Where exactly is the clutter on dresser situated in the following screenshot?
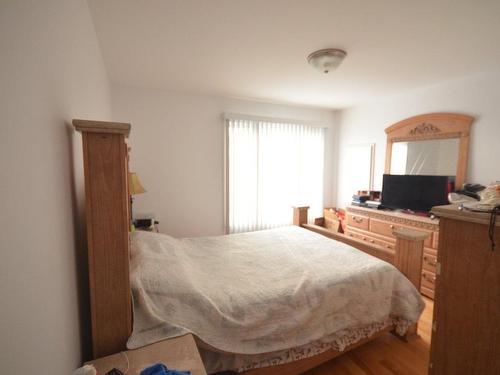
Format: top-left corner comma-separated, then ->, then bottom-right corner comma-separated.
458,183 -> 500,251
449,182 -> 486,203
460,183 -> 500,211
351,190 -> 381,209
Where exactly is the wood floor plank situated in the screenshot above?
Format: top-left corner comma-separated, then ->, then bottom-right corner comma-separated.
303,297 -> 433,375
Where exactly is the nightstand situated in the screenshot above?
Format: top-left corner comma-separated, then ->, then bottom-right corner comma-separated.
86,334 -> 207,375
134,217 -> 159,232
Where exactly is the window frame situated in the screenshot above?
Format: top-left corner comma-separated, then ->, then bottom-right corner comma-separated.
223,113 -> 327,234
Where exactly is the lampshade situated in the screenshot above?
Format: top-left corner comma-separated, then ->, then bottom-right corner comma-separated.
307,48 -> 347,74
129,172 -> 146,195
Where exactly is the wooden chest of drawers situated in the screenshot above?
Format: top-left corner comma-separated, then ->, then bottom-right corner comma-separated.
345,206 -> 440,299
429,204 -> 500,374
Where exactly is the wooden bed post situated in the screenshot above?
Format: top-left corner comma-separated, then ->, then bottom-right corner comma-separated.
392,228 -> 428,290
293,206 -> 309,226
392,228 -> 428,337
73,119 -> 132,359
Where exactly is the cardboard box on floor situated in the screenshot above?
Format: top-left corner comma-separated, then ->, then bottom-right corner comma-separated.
85,334 -> 207,375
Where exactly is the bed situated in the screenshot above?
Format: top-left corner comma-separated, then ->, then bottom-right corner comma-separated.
73,119 -> 428,375
128,226 -> 423,373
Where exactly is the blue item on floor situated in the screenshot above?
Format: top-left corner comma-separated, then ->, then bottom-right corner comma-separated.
140,363 -> 191,375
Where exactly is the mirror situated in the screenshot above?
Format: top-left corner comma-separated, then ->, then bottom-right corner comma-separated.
384,113 -> 474,188
390,138 -> 460,176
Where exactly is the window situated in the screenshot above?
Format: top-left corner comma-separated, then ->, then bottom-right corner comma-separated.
225,116 -> 325,233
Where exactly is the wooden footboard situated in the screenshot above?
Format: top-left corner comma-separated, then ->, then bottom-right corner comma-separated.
303,223 -> 395,264
293,206 -> 428,292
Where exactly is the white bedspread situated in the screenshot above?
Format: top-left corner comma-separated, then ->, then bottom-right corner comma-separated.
127,226 -> 424,356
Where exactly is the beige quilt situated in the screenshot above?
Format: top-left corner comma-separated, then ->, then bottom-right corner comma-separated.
127,226 -> 424,362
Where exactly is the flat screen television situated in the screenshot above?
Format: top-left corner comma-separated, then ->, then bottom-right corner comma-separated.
381,174 -> 451,213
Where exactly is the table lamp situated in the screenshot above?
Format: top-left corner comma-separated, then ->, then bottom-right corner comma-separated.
128,172 -> 146,229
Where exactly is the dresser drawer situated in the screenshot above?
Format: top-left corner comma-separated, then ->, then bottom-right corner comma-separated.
424,247 -> 437,257
345,228 -> 365,242
421,270 -> 436,290
346,213 -> 369,231
345,227 -> 395,252
421,285 -> 435,299
374,237 -> 395,252
370,218 -> 433,247
422,252 -> 437,273
369,218 -> 394,237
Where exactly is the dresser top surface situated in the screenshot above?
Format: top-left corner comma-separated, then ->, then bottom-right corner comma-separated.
346,205 -> 439,226
432,204 -> 500,227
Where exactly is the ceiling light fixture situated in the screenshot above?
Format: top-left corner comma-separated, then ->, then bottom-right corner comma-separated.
307,48 -> 347,74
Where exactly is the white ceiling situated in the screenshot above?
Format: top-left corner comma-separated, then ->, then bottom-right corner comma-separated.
88,0 -> 500,109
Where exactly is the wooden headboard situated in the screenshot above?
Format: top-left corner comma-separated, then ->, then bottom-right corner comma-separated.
73,119 -> 133,358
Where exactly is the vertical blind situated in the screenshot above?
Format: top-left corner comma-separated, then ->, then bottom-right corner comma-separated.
227,118 -> 325,233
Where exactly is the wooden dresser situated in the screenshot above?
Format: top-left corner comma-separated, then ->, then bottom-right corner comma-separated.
429,205 -> 500,374
345,205 -> 439,299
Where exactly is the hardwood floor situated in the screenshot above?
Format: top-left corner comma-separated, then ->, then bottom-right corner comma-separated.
303,297 -> 433,375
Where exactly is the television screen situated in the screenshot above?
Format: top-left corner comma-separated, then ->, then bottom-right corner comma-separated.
381,174 -> 450,212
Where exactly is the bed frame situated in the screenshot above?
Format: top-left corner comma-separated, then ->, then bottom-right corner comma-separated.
74,120 -> 428,374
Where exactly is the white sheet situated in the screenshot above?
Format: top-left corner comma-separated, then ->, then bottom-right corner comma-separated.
127,226 -> 424,358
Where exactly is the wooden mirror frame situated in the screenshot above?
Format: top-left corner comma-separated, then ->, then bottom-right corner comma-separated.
384,113 -> 474,188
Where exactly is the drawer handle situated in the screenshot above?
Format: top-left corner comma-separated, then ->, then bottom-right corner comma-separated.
352,216 -> 364,224
423,273 -> 436,283
370,239 -> 375,243
423,256 -> 437,266
362,237 -> 367,240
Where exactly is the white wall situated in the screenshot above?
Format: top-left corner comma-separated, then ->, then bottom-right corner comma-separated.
0,1 -> 111,373
336,71 -> 500,208
112,85 -> 338,237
